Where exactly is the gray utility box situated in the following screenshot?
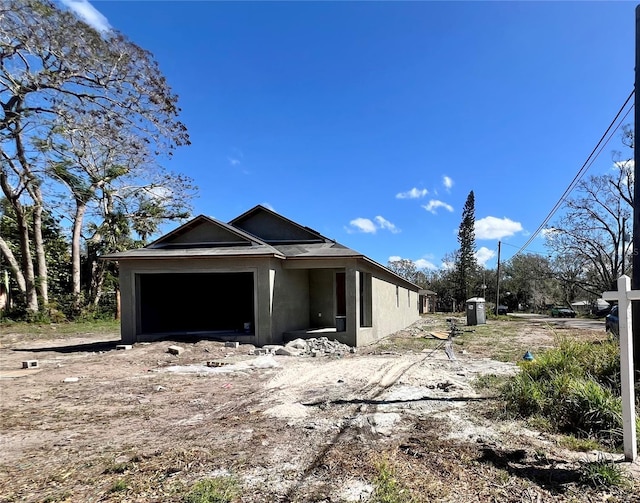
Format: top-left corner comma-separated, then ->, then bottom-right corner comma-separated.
466,297 -> 486,326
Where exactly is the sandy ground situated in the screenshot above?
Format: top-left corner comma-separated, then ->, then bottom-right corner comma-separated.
1,316 -> 638,502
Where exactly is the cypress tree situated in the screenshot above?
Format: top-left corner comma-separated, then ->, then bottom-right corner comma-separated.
456,191 -> 477,307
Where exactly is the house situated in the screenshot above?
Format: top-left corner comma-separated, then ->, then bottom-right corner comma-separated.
418,289 -> 437,314
570,300 -> 591,314
102,205 -> 421,347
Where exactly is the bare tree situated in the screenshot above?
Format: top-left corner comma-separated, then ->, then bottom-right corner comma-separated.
501,253 -> 555,312
546,164 -> 632,298
42,115 -> 195,307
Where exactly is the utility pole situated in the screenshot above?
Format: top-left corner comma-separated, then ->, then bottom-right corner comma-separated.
495,241 -> 501,314
633,4 -> 640,379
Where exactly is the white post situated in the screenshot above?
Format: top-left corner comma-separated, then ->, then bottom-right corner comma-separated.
603,275 -> 637,461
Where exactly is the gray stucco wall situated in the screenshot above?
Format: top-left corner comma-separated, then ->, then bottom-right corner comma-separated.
116,256 -> 419,348
270,266 -> 310,342
355,272 -> 420,346
308,269 -> 336,328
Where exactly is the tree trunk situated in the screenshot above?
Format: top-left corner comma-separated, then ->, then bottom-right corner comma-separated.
1,115 -> 38,313
71,202 -> 87,305
15,203 -> 38,312
89,256 -> 105,307
31,186 -> 48,306
115,287 -> 121,320
0,236 -> 27,294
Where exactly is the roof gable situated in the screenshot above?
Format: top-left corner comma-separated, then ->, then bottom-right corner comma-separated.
230,205 -> 326,243
148,215 -> 261,249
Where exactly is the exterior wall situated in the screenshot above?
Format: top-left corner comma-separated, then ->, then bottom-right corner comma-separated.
356,271 -> 420,346
270,266 -> 310,342
308,269 -> 336,328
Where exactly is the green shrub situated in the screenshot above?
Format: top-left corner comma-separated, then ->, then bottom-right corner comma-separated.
501,338 -> 629,448
563,379 -> 623,446
502,372 -> 548,417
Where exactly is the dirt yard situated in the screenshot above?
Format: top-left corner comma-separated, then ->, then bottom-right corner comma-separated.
1,315 -> 638,502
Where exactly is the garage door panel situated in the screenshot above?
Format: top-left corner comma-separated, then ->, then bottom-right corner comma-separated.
139,273 -> 254,334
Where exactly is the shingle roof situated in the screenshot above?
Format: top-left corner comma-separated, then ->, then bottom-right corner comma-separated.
100,206 -> 419,290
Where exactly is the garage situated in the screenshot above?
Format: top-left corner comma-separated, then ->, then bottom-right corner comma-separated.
137,272 -> 255,335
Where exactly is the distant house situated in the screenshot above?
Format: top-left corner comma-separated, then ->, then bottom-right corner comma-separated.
418,289 -> 437,314
102,205 -> 420,347
570,300 -> 591,314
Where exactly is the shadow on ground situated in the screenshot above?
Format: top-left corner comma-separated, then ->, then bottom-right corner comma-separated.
13,340 -> 120,354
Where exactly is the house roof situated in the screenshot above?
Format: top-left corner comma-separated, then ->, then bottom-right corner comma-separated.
101,205 -> 419,290
230,205 -> 327,244
101,214 -> 285,260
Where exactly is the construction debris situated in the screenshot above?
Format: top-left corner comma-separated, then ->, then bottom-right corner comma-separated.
167,345 -> 185,356
253,337 -> 353,357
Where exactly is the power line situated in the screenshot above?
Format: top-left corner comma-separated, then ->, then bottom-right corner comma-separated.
512,89 -> 635,258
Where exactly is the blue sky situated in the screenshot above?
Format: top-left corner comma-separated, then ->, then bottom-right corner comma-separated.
60,0 -> 636,270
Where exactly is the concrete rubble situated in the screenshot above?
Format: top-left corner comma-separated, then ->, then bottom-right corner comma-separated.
253,337 -> 355,357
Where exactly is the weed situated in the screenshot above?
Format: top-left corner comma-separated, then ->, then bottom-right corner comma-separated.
109,479 -> 128,493
371,460 -> 415,503
103,461 -> 134,474
501,337 -> 631,448
473,374 -> 507,394
560,435 -> 602,452
183,476 -> 239,503
579,455 -> 630,489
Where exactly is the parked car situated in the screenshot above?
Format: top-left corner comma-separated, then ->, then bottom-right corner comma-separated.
605,305 -> 619,337
592,303 -> 612,317
550,306 -> 576,318
495,305 -> 508,315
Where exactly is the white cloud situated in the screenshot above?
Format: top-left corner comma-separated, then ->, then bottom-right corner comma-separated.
475,246 -> 495,266
396,187 -> 428,199
348,218 -> 377,234
348,215 -> 399,234
422,200 -> 454,214
441,260 -> 455,271
475,216 -> 523,240
388,255 -> 437,270
146,186 -> 172,200
374,216 -> 400,233
227,148 -> 245,168
60,0 -> 111,32
442,176 -> 453,190
614,159 -> 633,170
415,258 -> 437,270
260,202 -> 275,211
